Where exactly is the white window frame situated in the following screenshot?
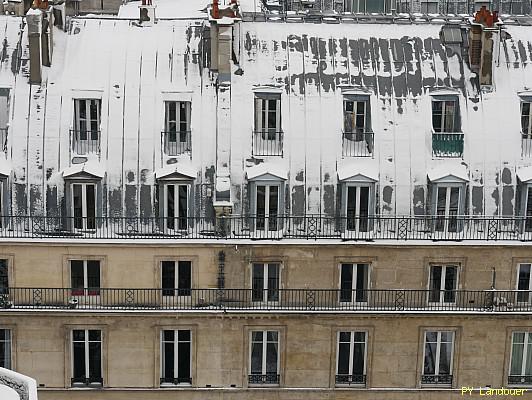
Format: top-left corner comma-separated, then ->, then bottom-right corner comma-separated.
254,183 -> 281,232
344,183 -> 373,232
249,330 -> 280,385
428,265 -> 458,304
433,184 -> 463,233
71,182 -> 97,231
163,183 -> 190,232
516,264 -> 532,304
343,99 -> 368,134
523,101 -> 532,137
164,101 -> 191,155
254,95 -> 281,136
161,260 -> 192,298
335,331 -> 367,386
251,263 -> 281,303
432,99 -> 458,133
160,329 -> 192,386
70,260 -> 101,298
73,99 -> 101,154
338,263 -> 370,304
422,331 -> 455,385
0,328 -> 11,369
509,331 -> 532,385
71,329 -> 103,387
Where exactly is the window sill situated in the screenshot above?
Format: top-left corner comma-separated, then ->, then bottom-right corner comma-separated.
247,384 -> 280,388
334,384 -> 367,389
160,383 -> 192,388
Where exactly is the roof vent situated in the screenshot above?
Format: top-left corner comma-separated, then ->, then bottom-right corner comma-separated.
139,0 -> 156,26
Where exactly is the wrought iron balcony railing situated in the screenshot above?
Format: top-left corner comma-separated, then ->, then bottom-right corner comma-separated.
252,130 -> 283,156
421,374 -> 453,385
335,374 -> 366,385
248,374 -> 280,384
432,132 -> 464,158
71,129 -> 101,155
508,375 -> 532,385
342,132 -> 374,157
160,377 -> 192,385
163,130 -> 191,156
71,376 -> 103,387
3,214 -> 532,241
0,289 -> 530,312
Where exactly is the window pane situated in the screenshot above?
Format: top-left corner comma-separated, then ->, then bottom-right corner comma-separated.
355,101 -> 365,132
252,331 -> 263,342
429,266 -> 442,302
444,266 -> 457,303
355,264 -> 368,302
71,260 -> 84,289
86,185 -> 96,220
178,185 -> 188,220
337,342 -> 350,374
163,330 -> 174,342
163,342 -> 174,379
432,101 -> 443,132
352,341 -> 365,375
511,342 -> 524,375
340,264 -> 353,302
87,261 -> 100,290
73,341 -> 86,380
438,342 -> 452,374
443,101 -> 456,132
518,264 -> 531,291
178,261 -> 191,296
73,330 -> 85,341
177,341 -> 191,381
88,341 -> 102,381
162,261 -> 176,296
423,342 -> 437,374
250,340 -> 263,374
178,330 -> 190,342
267,264 -> 279,302
339,332 -> 351,342
0,260 -> 8,290
73,184 -> 83,221
265,341 -> 278,374
0,329 -> 10,369
252,264 -> 264,302
267,331 -> 278,342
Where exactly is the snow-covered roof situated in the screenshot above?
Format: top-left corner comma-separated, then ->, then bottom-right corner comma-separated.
427,163 -> 469,182
337,159 -> 378,182
62,161 -> 106,179
118,0 -> 208,19
246,163 -> 288,180
0,158 -> 11,177
155,163 -> 197,180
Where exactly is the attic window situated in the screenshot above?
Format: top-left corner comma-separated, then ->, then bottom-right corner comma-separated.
441,25 -> 463,45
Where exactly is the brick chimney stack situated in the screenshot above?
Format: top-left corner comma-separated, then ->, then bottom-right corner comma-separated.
469,6 -> 500,87
139,0 -> 156,26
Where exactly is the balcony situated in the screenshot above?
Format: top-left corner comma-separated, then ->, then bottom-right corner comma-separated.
342,132 -> 374,157
248,374 -> 280,385
432,132 -> 464,158
421,374 -> 452,385
0,288 -> 530,313
252,130 -> 283,156
163,130 -> 191,156
508,375 -> 532,385
4,214 -> 532,241
335,374 -> 366,385
71,129 -> 101,155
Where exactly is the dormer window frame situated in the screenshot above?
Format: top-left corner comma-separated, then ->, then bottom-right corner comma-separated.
431,95 -> 461,134
156,171 -> 195,233
72,97 -> 102,156
520,98 -> 532,137
163,100 -> 192,156
253,91 -> 283,157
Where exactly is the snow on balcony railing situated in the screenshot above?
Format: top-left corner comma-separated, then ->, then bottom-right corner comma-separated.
432,132 -> 464,158
0,288 -> 530,312
252,130 -> 283,156
342,132 -> 374,157
163,130 -> 192,156
1,215 -> 532,241
71,129 -> 101,155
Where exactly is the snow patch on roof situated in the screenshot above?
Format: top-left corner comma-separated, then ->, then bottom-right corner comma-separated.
63,161 -> 106,179
0,158 -> 11,177
337,159 -> 378,182
246,162 -> 288,180
517,165 -> 532,182
427,162 -> 469,182
155,162 -> 197,179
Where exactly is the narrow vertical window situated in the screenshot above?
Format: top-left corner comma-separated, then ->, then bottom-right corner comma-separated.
509,332 -> 532,385
71,183 -> 96,230
432,98 -> 463,157
251,263 -> 280,302
342,97 -> 372,157
161,330 -> 192,385
346,185 -> 371,232
164,101 -> 191,155
161,261 -> 192,297
522,102 -> 532,136
249,330 -> 280,385
429,265 -> 457,303
432,100 -> 457,133
70,260 -> 100,296
517,264 -> 532,303
336,331 -> 367,385
253,94 -> 282,156
0,259 -> 8,295
339,263 -> 369,303
71,329 -> 102,386
0,89 -> 9,153
255,184 -> 279,232
73,99 -> 101,154
163,184 -> 188,231
523,186 -> 532,232
422,331 -> 454,385
0,329 -> 11,369
434,186 -> 461,232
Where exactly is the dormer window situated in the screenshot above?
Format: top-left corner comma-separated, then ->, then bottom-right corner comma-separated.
431,96 -> 463,158
253,93 -> 282,156
343,95 -> 373,157
0,88 -> 10,153
521,101 -> 531,135
73,99 -> 101,155
164,101 -> 191,156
